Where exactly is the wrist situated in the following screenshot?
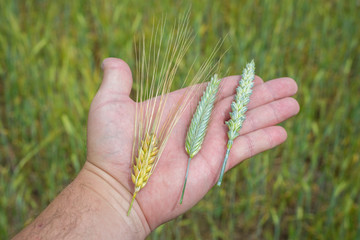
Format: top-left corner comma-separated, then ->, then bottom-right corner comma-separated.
14,161 -> 151,239
80,161 -> 151,239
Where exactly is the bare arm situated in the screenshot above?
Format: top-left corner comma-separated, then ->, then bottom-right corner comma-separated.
14,164 -> 150,239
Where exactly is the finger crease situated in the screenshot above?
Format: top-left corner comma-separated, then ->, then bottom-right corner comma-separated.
263,128 -> 274,148
244,134 -> 255,158
270,102 -> 281,123
264,83 -> 276,102
245,113 -> 256,133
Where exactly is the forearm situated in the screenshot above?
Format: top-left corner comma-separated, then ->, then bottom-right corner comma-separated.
13,162 -> 150,240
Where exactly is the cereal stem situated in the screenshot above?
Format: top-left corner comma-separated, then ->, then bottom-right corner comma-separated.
127,192 -> 137,216
180,157 -> 192,204
217,141 -> 232,186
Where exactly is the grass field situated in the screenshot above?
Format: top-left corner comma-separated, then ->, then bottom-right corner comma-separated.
1,0 -> 359,239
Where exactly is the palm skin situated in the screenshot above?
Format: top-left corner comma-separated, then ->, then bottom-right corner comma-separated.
86,57 -> 299,231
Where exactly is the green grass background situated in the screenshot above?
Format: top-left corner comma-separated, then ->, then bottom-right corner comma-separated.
1,0 -> 359,239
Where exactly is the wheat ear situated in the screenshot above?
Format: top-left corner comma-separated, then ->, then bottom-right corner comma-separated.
181,74 -> 221,204
217,60 -> 255,186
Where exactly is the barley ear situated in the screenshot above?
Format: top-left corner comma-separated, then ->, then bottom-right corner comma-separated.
181,74 -> 221,204
217,60 -> 255,186
128,133 -> 159,215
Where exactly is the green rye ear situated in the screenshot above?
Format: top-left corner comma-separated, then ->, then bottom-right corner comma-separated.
181,74 -> 221,204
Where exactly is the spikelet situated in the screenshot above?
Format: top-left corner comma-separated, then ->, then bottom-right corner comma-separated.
180,74 -> 221,204
217,60 -> 255,186
127,12 -> 222,215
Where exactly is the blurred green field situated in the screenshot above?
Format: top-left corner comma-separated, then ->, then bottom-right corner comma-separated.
1,0 -> 359,239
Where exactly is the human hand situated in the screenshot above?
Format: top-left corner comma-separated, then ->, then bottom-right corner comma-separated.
84,57 -> 299,234
14,57 -> 299,240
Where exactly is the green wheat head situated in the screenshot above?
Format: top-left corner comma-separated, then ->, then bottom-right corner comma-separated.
226,60 -> 255,141
217,60 -> 255,186
181,74 -> 221,204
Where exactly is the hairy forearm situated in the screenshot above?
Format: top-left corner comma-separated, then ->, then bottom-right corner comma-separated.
13,163 -> 150,240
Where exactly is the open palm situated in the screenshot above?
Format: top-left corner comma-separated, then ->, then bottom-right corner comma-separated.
85,58 -> 299,230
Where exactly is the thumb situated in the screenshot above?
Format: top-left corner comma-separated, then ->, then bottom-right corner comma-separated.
100,58 -> 133,96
